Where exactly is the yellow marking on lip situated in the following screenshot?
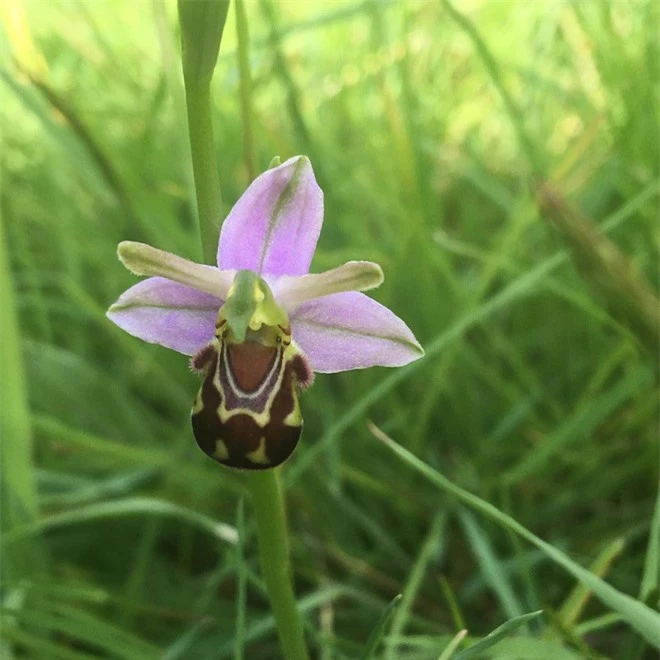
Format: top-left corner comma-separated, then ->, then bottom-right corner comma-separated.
245,437 -> 270,465
284,373 -> 302,426
213,439 -> 229,460
283,409 -> 301,427
192,392 -> 204,414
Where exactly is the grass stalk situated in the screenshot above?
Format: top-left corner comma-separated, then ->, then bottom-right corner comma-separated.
0,213 -> 46,582
235,0 -> 257,181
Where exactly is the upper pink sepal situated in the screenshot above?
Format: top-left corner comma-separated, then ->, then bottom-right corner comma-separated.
217,156 -> 323,276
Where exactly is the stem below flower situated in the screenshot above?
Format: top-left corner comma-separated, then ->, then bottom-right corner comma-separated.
247,469 -> 309,660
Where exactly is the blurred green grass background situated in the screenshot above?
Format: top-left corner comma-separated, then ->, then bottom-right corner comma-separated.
1,0 -> 659,658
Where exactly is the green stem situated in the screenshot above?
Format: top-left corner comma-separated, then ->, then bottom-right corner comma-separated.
235,2 -> 308,654
248,469 -> 309,660
183,80 -> 223,264
235,0 -> 257,181
179,5 -> 309,657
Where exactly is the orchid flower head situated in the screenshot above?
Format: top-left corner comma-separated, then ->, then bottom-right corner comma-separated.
107,156 -> 423,469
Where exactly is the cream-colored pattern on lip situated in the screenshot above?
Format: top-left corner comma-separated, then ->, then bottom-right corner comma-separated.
213,439 -> 230,460
192,391 -> 204,414
245,437 -> 270,465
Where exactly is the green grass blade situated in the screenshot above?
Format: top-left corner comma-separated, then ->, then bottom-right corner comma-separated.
641,486 -> 660,600
0,209 -> 46,584
375,429 -> 660,648
557,537 -> 625,630
480,636 -> 582,660
437,629 -> 468,660
214,585 -> 349,657
439,575 -> 467,632
1,603 -> 160,659
359,593 -> 403,660
386,514 -> 446,659
458,509 -> 525,621
234,498 -> 248,660
0,622 -> 97,660
504,366 -> 651,485
1,497 -> 237,547
453,611 -> 544,660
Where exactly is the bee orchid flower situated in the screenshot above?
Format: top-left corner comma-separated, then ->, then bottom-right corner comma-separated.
107,156 -> 423,469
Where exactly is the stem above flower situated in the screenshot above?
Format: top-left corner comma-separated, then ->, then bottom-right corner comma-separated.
178,0 -> 229,264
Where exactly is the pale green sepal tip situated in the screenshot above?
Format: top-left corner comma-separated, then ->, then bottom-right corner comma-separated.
268,156 -> 282,169
219,270 -> 289,343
